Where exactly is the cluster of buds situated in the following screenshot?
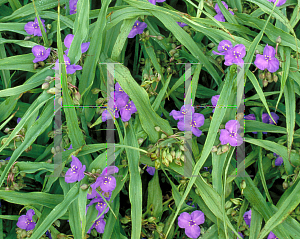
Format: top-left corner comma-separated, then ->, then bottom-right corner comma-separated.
258,71 -> 278,87
141,72 -> 162,96
2,128 -> 31,152
16,228 -> 34,239
281,167 -> 299,190
2,160 -> 26,191
211,144 -> 229,155
290,206 -> 300,222
139,30 -> 164,42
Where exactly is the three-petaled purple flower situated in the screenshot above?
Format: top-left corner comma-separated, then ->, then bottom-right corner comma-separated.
24,17 -> 46,37
262,112 -> 279,134
214,1 -> 234,22
177,22 -> 188,27
254,45 -> 280,73
5,157 -> 11,161
64,34 -> 90,55
212,40 -> 232,56
244,114 -> 257,134
224,44 -> 246,67
237,232 -> 244,239
87,197 -> 109,217
16,209 -> 36,231
170,105 -> 205,137
178,210 -> 205,238
243,209 -> 251,227
45,230 -> 52,239
69,0 -> 78,15
267,231 -> 278,239
146,166 -> 155,176
273,153 -> 283,166
128,20 -> 147,38
267,0 -> 286,7
219,120 -> 243,146
65,155 -> 86,183
87,216 -> 106,234
52,55 -> 82,74
211,95 -> 220,113
32,45 -> 51,63
148,0 -> 166,4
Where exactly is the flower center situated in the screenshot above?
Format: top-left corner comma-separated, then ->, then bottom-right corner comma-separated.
26,218 -> 33,225
264,55 -> 271,61
190,120 -> 197,128
229,132 -> 236,137
188,220 -> 196,227
103,176 -> 111,185
233,51 -> 241,58
71,165 -> 78,173
222,44 -> 229,51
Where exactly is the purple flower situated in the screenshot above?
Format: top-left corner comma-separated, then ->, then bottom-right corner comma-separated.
170,104 -> 195,121
69,0 -> 78,14
64,144 -> 73,151
262,112 -> 279,134
273,153 -> 283,166
16,209 -> 36,231
178,210 -> 205,239
244,114 -> 257,134
254,45 -> 280,73
128,20 -> 147,38
177,22 -> 188,27
32,45 -> 51,63
65,155 -> 86,183
17,118 -> 22,124
177,112 -> 205,137
146,166 -> 155,176
87,217 -> 106,234
212,40 -> 233,56
102,94 -> 120,122
119,101 -> 137,122
63,34 -> 90,55
24,17 -> 46,37
267,231 -> 278,239
87,197 -> 109,217
52,55 -> 82,74
114,82 -> 129,99
211,95 -> 220,113
45,230 -> 52,239
224,44 -> 246,68
267,0 -> 286,7
187,201 -> 196,208
5,157 -> 11,161
214,1 -> 234,22
237,232 -> 244,239
148,0 -> 166,4
219,120 -> 243,147
243,209 -> 251,227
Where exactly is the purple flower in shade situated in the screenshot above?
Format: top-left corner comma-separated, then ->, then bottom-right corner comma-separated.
148,0 -> 166,4
69,0 -> 78,15
87,197 -> 109,217
187,201 -> 196,208
16,209 -> 36,231
224,44 -> 246,68
102,95 -> 120,122
24,17 -> 46,37
32,45 -> 51,63
267,0 -> 286,7
52,55 -> 82,74
212,40 -> 233,56
177,112 -> 205,137
273,153 -> 283,166
146,166 -> 155,176
211,95 -> 220,113
5,157 -> 11,161
170,104 -> 195,121
65,155 -> 86,183
244,114 -> 257,134
262,112 -> 279,134
177,22 -> 188,27
243,209 -> 251,227
178,210 -> 205,239
114,82 -> 129,99
254,45 -> 280,73
87,216 -> 106,234
45,230 -> 52,239
63,34 -> 90,55
267,231 -> 279,239
237,232 -> 244,239
17,118 -> 22,124
214,1 -> 234,22
128,20 -> 147,38
119,101 -> 137,122
219,120 -> 243,147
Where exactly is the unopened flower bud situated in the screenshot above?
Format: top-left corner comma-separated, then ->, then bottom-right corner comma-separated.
163,158 -> 169,167
34,63 -> 39,69
211,146 -> 218,152
170,150 -> 176,159
169,49 -> 177,56
179,145 -> 186,152
45,76 -> 52,82
166,153 -> 173,163
207,42 -> 215,48
255,49 -> 260,55
167,67 -> 172,73
162,149 -> 167,160
21,229 -> 27,237
258,73 -> 265,79
54,219 -> 60,227
276,36 -> 281,44
174,159 -> 182,166
157,35 -> 164,40
120,217 -> 130,224
180,154 -> 185,162
24,36 -> 32,41
240,180 -> 246,191
57,233 -> 67,239
42,82 -> 50,90
4,128 -> 10,133
51,147 -> 56,155
175,150 -> 182,160
283,181 -> 288,189
155,126 -> 161,132
91,88 -> 101,94
47,87 -> 60,94
273,74 -> 278,83
80,184 -> 89,190
161,133 -> 167,139
222,145 -> 229,153
262,79 -> 268,87
38,61 -> 45,67
174,53 -> 180,58
74,91 -> 81,101
25,145 -> 32,152
217,146 -> 222,155
155,159 -> 161,169
225,201 -> 232,209
266,72 -> 272,81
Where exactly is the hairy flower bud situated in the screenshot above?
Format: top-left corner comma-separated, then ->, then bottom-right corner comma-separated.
157,35 -> 164,40
42,82 -> 50,90
162,158 -> 169,167
255,49 -> 260,55
155,159 -> 161,169
162,149 -> 167,160
169,49 -> 177,56
170,150 -> 176,159
175,150 -> 182,160
266,72 -> 272,81
222,145 -> 229,153
80,184 -> 89,190
91,88 -> 101,94
47,87 -> 60,94
283,181 -> 288,189
4,128 -> 10,134
74,91 -> 81,101
225,200 -> 232,209
262,79 -> 268,87
180,154 -> 185,162
24,36 -> 32,41
155,126 -> 161,132
211,146 -> 218,153
217,146 -> 222,155
273,74 -> 278,83
207,42 -> 215,48
166,153 -> 173,163
258,73 -> 265,80
276,36 -> 281,44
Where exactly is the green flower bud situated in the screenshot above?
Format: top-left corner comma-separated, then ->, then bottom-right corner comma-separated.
161,133 -> 167,139
34,63 -> 39,69
12,166 -> 19,174
155,126 -> 161,132
217,146 -> 222,155
80,184 -> 89,190
47,87 -> 60,95
240,180 -> 246,190
54,219 -> 61,227
1,137 -> 8,145
225,201 -> 232,209
156,148 -> 160,157
258,73 -> 265,79
171,43 -> 176,49
255,50 -> 260,55
166,153 -> 173,163
74,91 -> 81,101
42,82 -> 50,90
174,53 -> 180,58
276,36 -> 281,44
167,67 -> 172,73
207,42 -> 215,48
157,35 -> 164,40
13,183 -> 20,191
222,144 -> 229,153
266,72 -> 272,81
179,145 -> 186,152
273,74 -> 278,83
24,36 -> 32,41
283,181 -> 288,189
155,159 -> 161,169
163,158 -> 169,167
51,147 -> 56,155
180,154 -> 185,162
21,229 -> 27,238
157,222 -> 164,233
201,172 -> 210,177
262,79 -> 268,87
230,198 -> 242,205
148,217 -> 156,223
170,150 -> 176,159
169,49 -> 177,56
175,150 -> 182,160
38,61 -> 45,67
162,149 -> 167,160
120,217 -> 130,224
174,159 -> 182,166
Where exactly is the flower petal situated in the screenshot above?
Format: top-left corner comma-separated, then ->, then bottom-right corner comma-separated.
191,210 -> 205,225
219,129 -> 230,145
64,34 -> 74,48
267,58 -> 280,73
254,54 -> 268,71
178,212 -> 191,228
185,225 -> 201,239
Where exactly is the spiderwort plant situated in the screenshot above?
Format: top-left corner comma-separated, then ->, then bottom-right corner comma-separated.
16,209 -> 36,231
244,114 -> 257,134
63,34 -> 90,55
219,120 -> 243,147
24,17 -> 46,37
87,216 -> 106,234
273,153 -> 284,166
64,155 -> 86,183
212,40 -> 233,55
69,0 -> 78,14
148,0 -> 166,4
177,210 -> 205,238
254,45 -> 280,73
262,112 -> 279,134
224,44 -> 246,67
211,95 -> 220,113
177,22 -> 188,27
243,209 -> 251,227
267,0 -> 286,7
214,1 -> 234,22
52,55 -> 82,74
268,231 -> 279,239
128,20 -> 147,38
32,45 -> 51,63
